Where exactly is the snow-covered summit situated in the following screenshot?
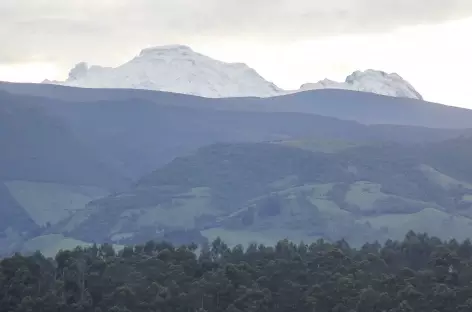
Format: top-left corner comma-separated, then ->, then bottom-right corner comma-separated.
46,45 -> 422,100
48,45 -> 281,98
297,70 -> 423,100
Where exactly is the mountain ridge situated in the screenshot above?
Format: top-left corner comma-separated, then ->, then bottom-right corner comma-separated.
1,82 -> 471,130
297,69 -> 423,100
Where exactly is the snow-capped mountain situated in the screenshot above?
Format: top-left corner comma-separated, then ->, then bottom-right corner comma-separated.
296,70 -> 423,100
45,45 -> 422,100
45,45 -> 282,98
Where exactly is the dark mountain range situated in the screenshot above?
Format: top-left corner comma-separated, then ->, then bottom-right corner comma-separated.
1,81 -> 472,129
1,87 -> 471,180
0,92 -> 125,187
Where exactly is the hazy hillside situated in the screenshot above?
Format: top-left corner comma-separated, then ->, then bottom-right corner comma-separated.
2,89 -> 472,179
0,92 -> 125,187
0,183 -> 36,234
0,93 -> 127,252
52,137 -> 472,248
2,82 -> 472,129
3,84 -> 472,254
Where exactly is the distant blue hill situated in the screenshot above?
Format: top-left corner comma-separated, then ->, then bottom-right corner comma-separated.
1,81 -> 471,129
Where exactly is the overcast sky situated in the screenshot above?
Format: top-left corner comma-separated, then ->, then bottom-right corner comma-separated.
1,0 -> 472,107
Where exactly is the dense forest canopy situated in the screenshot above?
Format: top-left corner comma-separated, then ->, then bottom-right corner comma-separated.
2,232 -> 472,312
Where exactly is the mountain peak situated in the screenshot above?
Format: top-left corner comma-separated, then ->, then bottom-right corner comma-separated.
345,69 -> 423,100
299,69 -> 422,100
46,45 -> 422,100
47,44 -> 281,98
138,45 -> 194,57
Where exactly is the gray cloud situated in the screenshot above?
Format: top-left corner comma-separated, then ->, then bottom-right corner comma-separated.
1,0 -> 472,64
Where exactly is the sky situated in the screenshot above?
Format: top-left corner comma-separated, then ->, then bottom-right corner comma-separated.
1,0 -> 472,108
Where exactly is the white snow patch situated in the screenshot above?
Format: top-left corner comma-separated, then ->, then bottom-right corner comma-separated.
294,69 -> 422,100
45,45 -> 422,100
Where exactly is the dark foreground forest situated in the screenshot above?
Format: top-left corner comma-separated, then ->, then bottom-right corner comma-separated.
2,232 -> 472,312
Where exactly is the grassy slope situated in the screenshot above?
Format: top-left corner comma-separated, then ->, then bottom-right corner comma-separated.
5,181 -> 108,226
19,234 -> 125,258
0,182 -> 37,233
59,137 -> 472,247
277,138 -> 365,153
21,234 -> 91,258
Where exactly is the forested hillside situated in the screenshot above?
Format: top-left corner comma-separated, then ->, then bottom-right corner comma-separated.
1,233 -> 472,312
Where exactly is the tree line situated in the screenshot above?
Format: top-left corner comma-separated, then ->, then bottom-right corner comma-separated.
2,231 -> 472,312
